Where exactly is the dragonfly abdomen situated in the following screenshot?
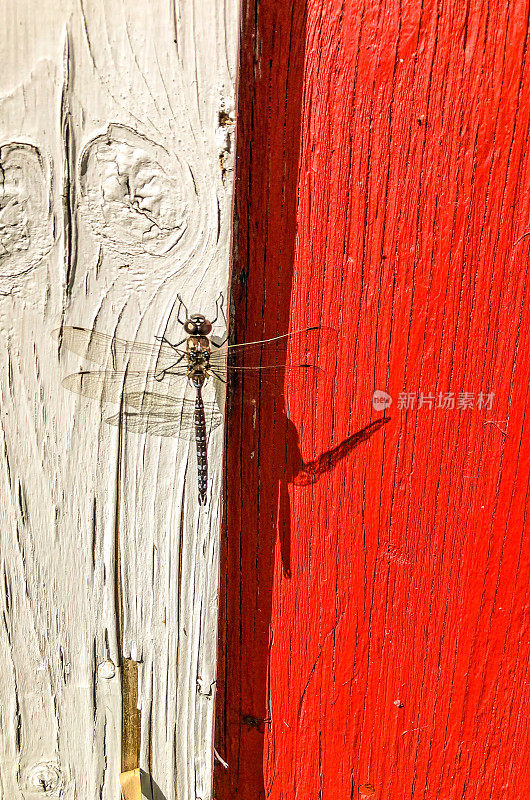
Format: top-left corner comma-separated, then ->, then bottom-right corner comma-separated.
194,387 -> 208,505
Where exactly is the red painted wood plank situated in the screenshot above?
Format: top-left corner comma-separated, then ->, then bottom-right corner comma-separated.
216,0 -> 530,798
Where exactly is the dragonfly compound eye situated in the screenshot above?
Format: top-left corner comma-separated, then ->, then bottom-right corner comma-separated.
184,320 -> 199,335
197,320 -> 212,335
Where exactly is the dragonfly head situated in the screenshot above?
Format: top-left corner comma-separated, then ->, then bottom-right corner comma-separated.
184,314 -> 212,336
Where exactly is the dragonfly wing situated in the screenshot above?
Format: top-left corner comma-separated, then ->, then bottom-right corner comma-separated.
105,412 -> 186,437
105,396 -> 223,439
62,369 -> 189,403
207,351 -> 321,386
53,326 -> 185,372
208,326 -> 333,371
121,391 -> 190,411
206,327 -> 335,400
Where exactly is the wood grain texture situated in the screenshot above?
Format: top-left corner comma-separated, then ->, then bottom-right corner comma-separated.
0,2 -> 239,799
216,0 -> 530,798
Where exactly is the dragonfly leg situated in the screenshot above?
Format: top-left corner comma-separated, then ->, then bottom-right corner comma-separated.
176,294 -> 189,324
154,351 -> 188,380
210,369 -> 227,384
155,335 -> 187,349
170,352 -> 187,366
210,292 -> 227,326
211,334 -> 229,348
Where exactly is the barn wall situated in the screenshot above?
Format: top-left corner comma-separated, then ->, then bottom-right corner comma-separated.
216,0 -> 530,797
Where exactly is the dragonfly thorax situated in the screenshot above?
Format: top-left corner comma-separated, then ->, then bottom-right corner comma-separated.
187,334 -> 211,353
185,335 -> 211,388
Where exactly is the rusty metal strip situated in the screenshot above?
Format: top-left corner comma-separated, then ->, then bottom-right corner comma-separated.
121,658 -> 140,773
119,767 -> 142,800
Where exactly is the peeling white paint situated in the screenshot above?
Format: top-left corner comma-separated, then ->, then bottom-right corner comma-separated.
0,1 -> 239,798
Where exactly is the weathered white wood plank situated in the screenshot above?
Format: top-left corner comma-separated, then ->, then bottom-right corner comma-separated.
0,2 -> 239,798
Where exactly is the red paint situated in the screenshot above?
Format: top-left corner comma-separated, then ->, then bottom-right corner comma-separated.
216,0 -> 530,798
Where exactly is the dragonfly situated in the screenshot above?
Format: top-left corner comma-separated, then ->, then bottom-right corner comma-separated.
54,294 -> 321,507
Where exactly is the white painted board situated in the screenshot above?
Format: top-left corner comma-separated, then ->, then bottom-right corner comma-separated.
0,1 -> 239,798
